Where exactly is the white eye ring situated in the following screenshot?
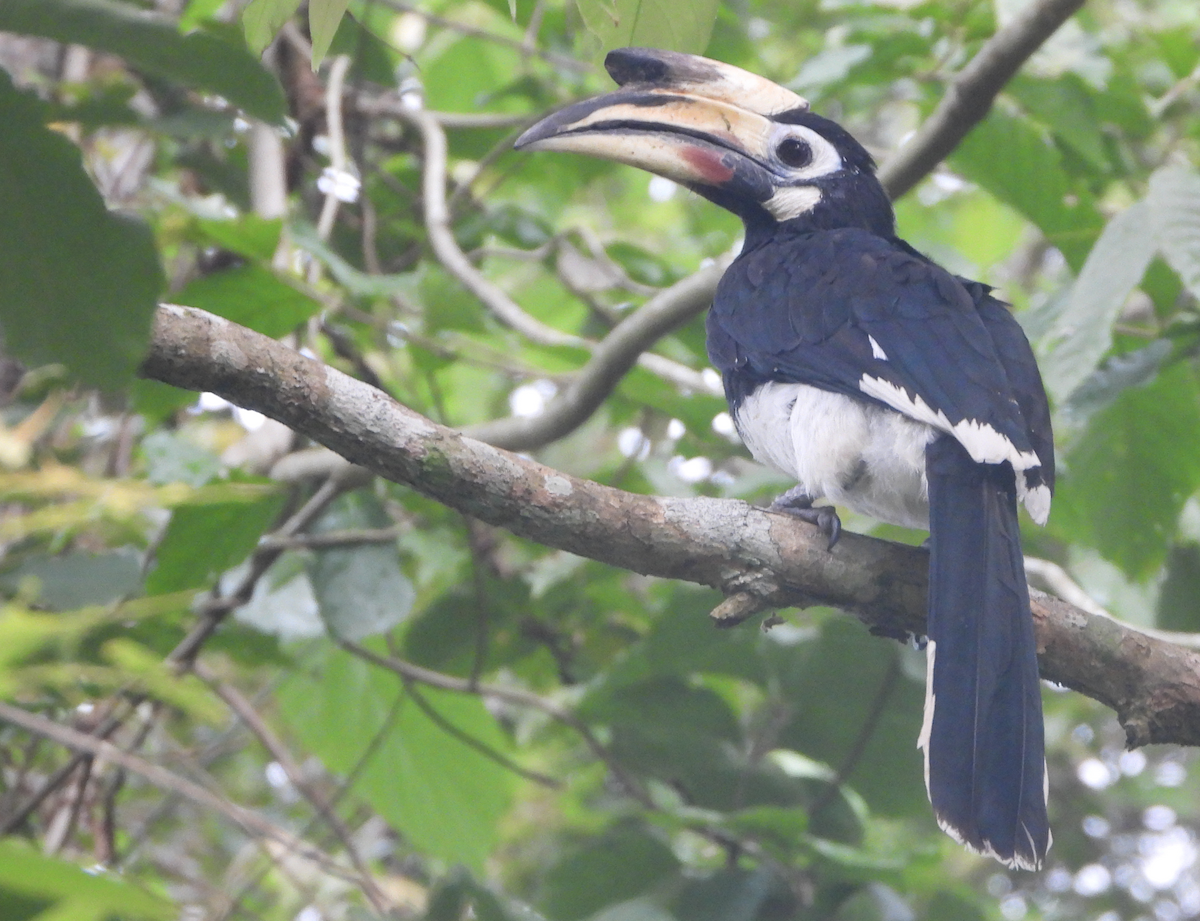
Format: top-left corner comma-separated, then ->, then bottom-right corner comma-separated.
770,125 -> 842,179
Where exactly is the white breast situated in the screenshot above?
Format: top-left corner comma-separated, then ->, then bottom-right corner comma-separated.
735,382 -> 936,530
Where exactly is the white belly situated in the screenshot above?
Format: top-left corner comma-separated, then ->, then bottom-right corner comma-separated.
735,382 -> 935,530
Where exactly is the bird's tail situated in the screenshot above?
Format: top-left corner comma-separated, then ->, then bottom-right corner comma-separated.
919,436 -> 1050,869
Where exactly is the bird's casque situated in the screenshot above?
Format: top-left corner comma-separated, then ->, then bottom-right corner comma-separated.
517,47 -> 1054,870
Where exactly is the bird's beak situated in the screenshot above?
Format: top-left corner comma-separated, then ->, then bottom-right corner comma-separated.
515,48 -> 808,197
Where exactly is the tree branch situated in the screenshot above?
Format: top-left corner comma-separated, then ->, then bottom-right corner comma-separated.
142,305 -> 1200,750
877,0 -> 1087,199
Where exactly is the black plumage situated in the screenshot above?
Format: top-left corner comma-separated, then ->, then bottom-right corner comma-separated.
516,47 -> 1055,869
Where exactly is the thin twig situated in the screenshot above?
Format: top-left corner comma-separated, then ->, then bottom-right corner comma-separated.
168,471 -> 362,667
400,679 -> 562,789
260,526 -> 402,551
311,55 -> 355,284
465,259 -> 727,450
338,639 -> 653,806
808,655 -> 901,818
361,95 -> 721,397
196,664 -> 394,915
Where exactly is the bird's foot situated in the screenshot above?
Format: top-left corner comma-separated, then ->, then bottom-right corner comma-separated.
769,487 -> 842,550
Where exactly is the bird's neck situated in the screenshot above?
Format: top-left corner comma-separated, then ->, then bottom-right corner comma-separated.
741,174 -> 895,249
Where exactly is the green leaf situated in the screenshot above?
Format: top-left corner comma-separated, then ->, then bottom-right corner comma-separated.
1008,74 -> 1112,174
589,900 -> 677,921
309,493 -> 414,641
774,618 -> 926,818
574,0 -> 719,55
180,0 -> 227,31
0,840 -> 170,921
2,551 -> 143,611
278,643 -> 514,870
146,481 -> 283,594
0,72 -> 163,390
949,108 -> 1103,271
242,0 -> 302,54
671,867 -> 792,921
1040,199 -> 1158,403
1148,165 -> 1200,300
1053,363 -> 1200,578
1057,340 -> 1172,432
309,0 -> 352,68
0,0 -> 285,123
172,265 -> 322,337
1157,543 -> 1200,632
196,215 -> 283,262
537,825 -> 680,921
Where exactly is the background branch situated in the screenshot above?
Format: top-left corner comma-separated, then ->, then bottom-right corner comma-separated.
142,305 -> 1200,749
877,0 -> 1088,198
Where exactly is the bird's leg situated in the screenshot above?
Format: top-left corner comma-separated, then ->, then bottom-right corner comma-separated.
769,486 -> 842,550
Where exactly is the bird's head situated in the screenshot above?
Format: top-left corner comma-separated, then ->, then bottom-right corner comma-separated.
516,48 -> 894,238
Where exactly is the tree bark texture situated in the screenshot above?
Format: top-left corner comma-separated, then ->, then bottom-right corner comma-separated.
142,304 -> 1200,750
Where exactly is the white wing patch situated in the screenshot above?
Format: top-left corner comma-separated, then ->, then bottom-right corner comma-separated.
868,335 -> 888,361
1025,484 -> 1051,526
859,374 -> 1049,521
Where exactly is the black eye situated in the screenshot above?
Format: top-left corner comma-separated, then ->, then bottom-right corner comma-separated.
776,137 -> 813,169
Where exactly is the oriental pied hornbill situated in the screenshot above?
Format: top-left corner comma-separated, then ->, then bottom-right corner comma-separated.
515,48 -> 1054,869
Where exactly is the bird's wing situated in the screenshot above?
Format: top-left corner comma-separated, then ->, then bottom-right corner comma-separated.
709,227 -> 1051,521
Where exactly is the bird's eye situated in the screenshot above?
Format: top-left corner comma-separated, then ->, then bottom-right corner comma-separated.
776,137 -> 813,169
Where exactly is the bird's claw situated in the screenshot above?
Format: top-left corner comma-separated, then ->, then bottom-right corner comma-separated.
769,488 -> 842,551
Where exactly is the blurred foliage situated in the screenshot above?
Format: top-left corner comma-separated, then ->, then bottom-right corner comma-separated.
0,0 -> 1199,919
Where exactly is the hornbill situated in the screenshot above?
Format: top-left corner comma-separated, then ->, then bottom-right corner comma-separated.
515,48 -> 1054,869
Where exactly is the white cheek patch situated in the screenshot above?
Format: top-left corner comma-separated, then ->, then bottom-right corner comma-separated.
763,186 -> 821,220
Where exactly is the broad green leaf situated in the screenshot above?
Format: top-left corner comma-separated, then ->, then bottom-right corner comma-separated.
1057,340 -> 1172,433
1008,74 -> 1111,174
278,643 -> 514,870
242,0 -> 302,54
1040,199 -> 1158,403
141,429 -> 223,488
2,550 -> 142,611
146,481 -> 284,594
0,0 -> 285,123
1157,543 -> 1200,632
309,0 -> 352,68
589,900 -> 677,921
0,72 -> 163,390
1053,363 -> 1200,578
310,493 -> 414,640
180,0 -> 227,31
172,264 -> 322,337
949,109 -> 1103,270
537,825 -> 680,921
671,867 -> 792,921
0,840 -> 170,921
196,215 -> 283,262
773,617 -> 926,818
1148,165 -> 1200,300
575,0 -> 719,55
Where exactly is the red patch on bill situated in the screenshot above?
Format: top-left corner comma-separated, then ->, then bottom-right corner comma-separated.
681,145 -> 735,184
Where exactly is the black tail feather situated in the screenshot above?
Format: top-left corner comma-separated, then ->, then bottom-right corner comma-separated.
920,436 -> 1049,869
